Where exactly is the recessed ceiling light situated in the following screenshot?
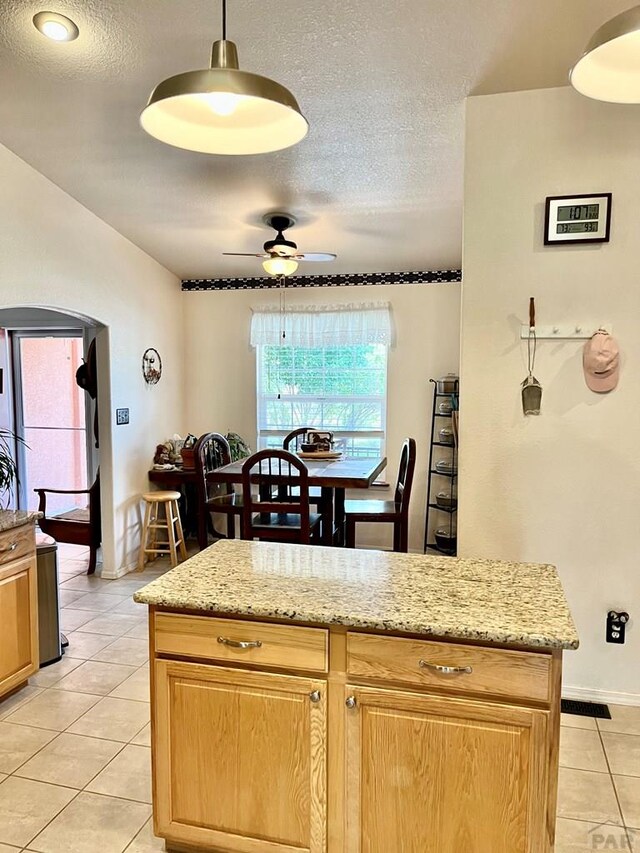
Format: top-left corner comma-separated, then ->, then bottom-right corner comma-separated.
33,11 -> 79,43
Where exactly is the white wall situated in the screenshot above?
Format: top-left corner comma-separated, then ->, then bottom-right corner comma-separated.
184,284 -> 461,553
460,86 -> 640,703
0,142 -> 185,577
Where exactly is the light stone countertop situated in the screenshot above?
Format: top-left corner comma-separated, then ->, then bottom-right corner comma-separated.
134,539 -> 579,651
0,509 -> 41,533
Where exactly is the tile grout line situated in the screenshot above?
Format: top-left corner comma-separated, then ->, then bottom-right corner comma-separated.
596,719 -> 633,845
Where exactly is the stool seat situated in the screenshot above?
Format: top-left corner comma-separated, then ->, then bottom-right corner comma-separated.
137,491 -> 186,571
142,490 -> 181,502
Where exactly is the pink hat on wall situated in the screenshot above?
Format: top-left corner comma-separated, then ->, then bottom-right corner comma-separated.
583,330 -> 620,393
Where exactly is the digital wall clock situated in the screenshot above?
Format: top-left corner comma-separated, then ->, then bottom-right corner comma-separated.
544,193 -> 612,245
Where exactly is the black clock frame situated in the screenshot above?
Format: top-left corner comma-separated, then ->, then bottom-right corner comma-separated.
544,193 -> 612,246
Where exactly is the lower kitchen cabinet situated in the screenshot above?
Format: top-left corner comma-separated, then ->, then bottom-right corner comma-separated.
344,685 -> 549,853
148,611 -> 563,853
154,659 -> 327,853
0,552 -> 39,699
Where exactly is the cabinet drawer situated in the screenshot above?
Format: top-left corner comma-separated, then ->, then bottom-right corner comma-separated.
347,632 -> 552,704
0,524 -> 35,568
155,613 -> 328,673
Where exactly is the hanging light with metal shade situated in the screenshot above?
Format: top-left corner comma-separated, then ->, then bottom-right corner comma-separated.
140,0 -> 308,155
571,5 -> 640,103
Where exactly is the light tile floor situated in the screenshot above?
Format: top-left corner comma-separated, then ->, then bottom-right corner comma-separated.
0,545 -> 165,853
0,543 -> 637,851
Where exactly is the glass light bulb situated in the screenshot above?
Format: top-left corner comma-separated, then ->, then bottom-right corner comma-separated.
263,257 -> 299,277
205,92 -> 244,116
41,20 -> 71,41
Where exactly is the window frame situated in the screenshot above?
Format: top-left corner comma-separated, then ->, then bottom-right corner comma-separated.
255,342 -> 388,458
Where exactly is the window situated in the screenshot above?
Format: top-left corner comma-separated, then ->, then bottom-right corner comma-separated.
252,304 -> 391,458
257,343 -> 387,456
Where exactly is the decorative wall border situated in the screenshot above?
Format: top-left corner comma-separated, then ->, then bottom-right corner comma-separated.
181,269 -> 462,291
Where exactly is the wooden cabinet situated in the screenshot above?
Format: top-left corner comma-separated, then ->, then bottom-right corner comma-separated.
150,613 -> 560,853
154,658 -> 327,853
344,685 -> 549,853
0,524 -> 38,700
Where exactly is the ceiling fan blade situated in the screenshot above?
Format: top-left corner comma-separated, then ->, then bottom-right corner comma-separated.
222,252 -> 270,258
296,253 -> 337,262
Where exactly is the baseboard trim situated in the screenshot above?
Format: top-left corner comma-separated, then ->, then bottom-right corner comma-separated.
562,684 -> 640,707
100,561 -> 138,580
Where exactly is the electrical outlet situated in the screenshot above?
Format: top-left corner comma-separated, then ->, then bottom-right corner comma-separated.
116,408 -> 129,425
606,611 -> 629,644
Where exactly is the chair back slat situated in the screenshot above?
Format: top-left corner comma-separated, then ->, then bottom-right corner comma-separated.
282,427 -> 327,451
394,438 -> 417,514
282,427 -> 309,451
241,449 -> 312,542
194,433 -> 232,502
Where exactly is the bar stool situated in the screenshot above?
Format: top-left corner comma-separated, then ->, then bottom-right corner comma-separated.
137,491 -> 187,571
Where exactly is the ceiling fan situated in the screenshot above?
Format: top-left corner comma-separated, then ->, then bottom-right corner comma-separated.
223,213 -> 337,276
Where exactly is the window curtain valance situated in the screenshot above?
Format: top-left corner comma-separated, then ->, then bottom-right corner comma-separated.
250,302 -> 392,348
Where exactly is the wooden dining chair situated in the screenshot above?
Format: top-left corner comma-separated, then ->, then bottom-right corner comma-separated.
35,470 -> 101,574
241,449 -> 322,544
282,427 -> 325,507
194,432 -> 243,548
344,438 -> 416,552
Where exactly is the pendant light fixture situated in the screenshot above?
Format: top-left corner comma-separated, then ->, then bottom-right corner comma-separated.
571,5 -> 640,102
140,0 -> 308,155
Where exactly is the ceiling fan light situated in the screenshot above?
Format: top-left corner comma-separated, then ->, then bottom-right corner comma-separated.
571,5 -> 640,102
141,39 -> 308,154
263,257 -> 299,277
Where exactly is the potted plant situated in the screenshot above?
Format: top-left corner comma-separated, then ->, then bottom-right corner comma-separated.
0,428 -> 22,509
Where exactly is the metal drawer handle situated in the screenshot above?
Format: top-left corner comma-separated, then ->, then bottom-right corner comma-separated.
0,543 -> 17,553
217,636 -> 263,650
419,660 -> 473,676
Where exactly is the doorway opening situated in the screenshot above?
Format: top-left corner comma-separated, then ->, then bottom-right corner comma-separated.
0,306 -> 106,574
11,330 -> 92,511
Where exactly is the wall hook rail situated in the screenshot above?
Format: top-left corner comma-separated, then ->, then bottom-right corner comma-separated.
520,323 -> 612,340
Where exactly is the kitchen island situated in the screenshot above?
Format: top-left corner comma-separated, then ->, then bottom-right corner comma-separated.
0,510 -> 40,700
135,539 -> 578,853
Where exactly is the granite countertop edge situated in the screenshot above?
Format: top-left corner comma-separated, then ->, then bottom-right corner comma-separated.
133,540 -> 579,652
134,591 -> 579,651
0,509 -> 42,533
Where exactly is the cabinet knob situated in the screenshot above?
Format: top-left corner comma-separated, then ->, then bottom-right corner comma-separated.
309,690 -> 321,703
0,542 -> 17,553
345,696 -> 357,709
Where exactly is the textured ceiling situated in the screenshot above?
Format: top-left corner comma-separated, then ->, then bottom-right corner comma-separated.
0,0 -> 632,278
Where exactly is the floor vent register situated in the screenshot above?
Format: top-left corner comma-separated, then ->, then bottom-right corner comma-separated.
561,699 -> 611,719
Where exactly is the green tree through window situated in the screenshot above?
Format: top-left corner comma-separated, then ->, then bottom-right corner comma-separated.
257,344 -> 387,457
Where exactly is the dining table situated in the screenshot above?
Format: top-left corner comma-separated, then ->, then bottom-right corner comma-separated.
208,455 -> 387,546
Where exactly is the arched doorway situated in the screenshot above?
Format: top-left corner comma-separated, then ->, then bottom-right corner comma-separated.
0,305 -> 111,574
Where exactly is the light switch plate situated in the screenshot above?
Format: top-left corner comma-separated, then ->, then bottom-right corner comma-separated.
116,408 -> 129,425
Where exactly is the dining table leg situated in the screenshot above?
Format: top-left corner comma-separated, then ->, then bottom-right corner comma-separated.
334,487 -> 346,546
320,487 -> 334,546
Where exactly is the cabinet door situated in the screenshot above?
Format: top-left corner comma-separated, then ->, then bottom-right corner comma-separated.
154,659 -> 327,853
0,557 -> 38,697
345,685 -> 549,853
